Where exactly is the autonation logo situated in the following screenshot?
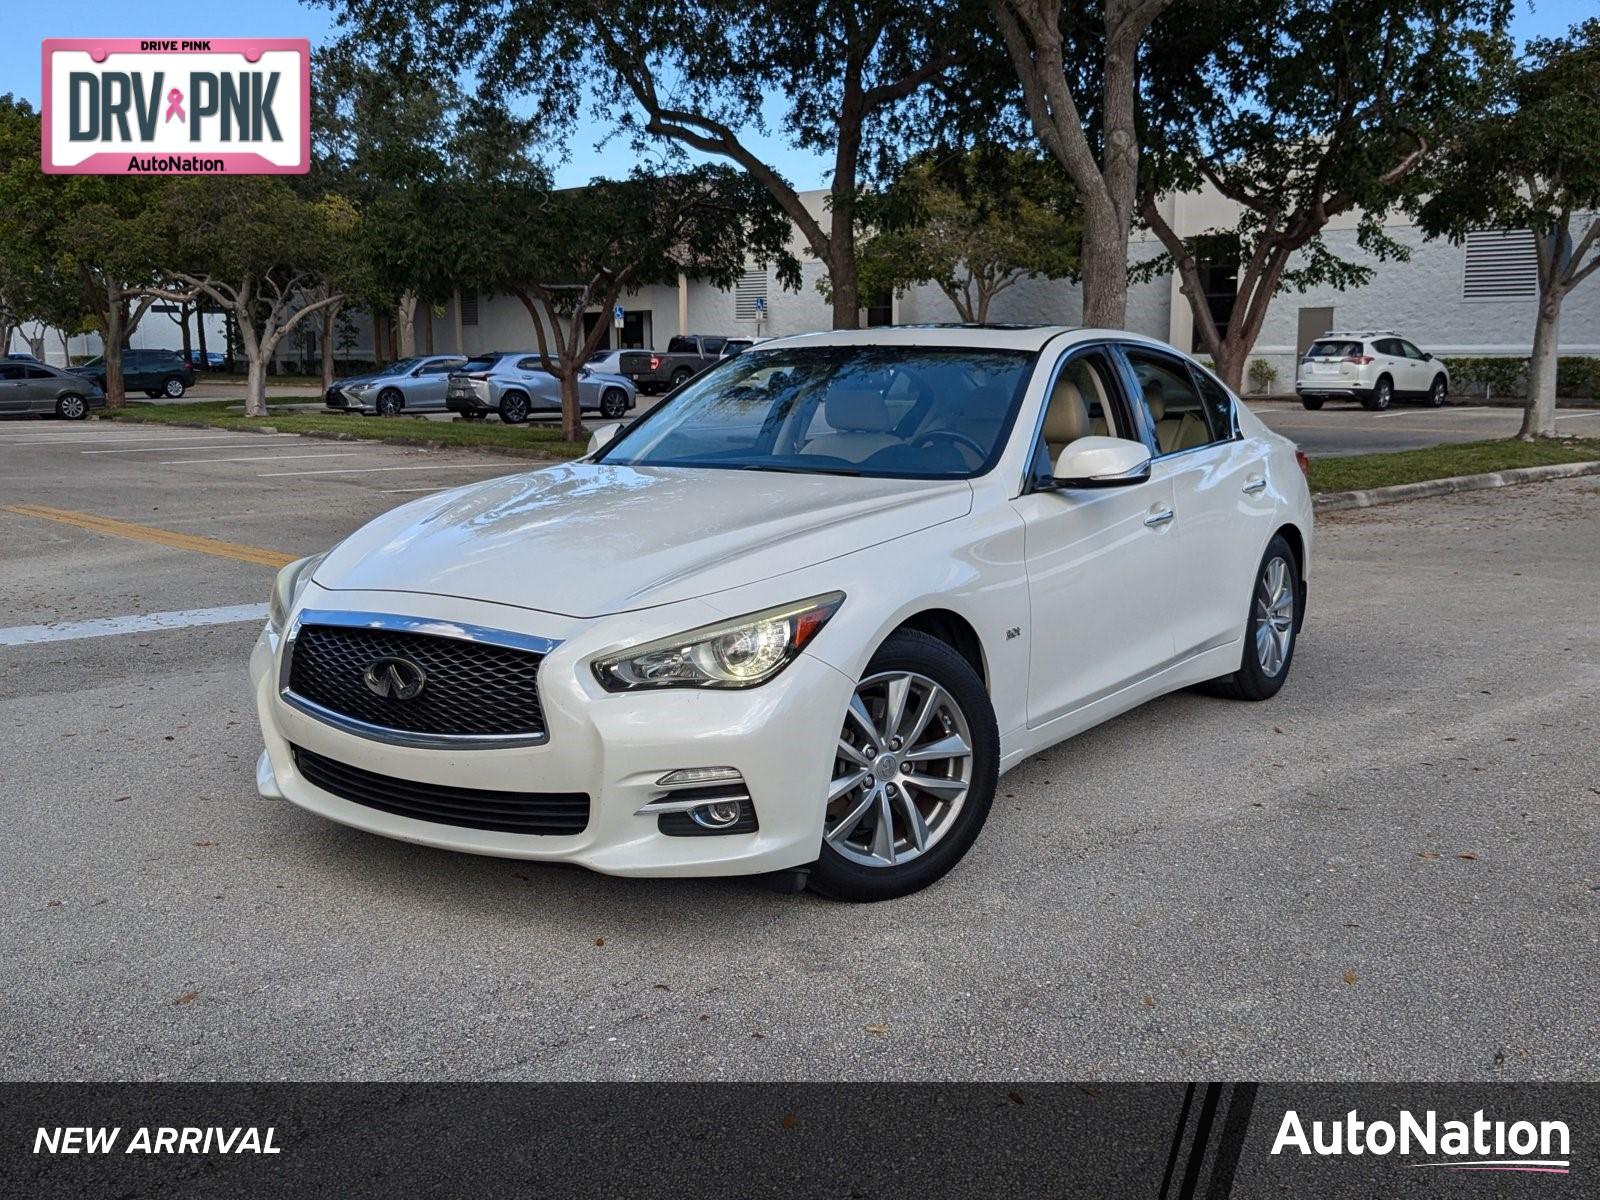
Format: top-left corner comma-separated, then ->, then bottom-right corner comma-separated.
1272,1108 -> 1571,1175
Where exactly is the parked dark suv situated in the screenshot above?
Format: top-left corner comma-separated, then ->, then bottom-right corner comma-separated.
71,349 -> 195,398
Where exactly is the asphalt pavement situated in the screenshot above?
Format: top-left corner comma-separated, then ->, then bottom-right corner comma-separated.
1,419 -> 1595,1082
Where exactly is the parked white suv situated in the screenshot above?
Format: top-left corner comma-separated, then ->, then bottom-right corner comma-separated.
1296,331 -> 1450,411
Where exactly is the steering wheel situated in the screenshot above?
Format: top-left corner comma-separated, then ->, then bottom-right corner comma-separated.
915,429 -> 988,463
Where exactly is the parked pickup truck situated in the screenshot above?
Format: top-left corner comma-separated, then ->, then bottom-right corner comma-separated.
610,334 -> 730,394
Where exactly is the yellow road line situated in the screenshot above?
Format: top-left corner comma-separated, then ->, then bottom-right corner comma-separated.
5,503 -> 297,569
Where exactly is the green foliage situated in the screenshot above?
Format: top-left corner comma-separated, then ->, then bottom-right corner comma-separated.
1246,358 -> 1278,393
851,149 -> 1080,321
1307,438 -> 1600,494
1440,356 -> 1600,398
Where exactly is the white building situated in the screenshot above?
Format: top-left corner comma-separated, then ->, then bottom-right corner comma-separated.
13,187 -> 1593,386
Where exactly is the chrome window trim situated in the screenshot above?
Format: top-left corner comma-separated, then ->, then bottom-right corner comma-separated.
278,609 -> 561,750
1118,343 -> 1244,460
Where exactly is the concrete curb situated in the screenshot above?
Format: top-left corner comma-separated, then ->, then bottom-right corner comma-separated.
1314,460 -> 1600,512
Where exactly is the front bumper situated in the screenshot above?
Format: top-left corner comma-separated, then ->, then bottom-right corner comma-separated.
250,587 -> 856,877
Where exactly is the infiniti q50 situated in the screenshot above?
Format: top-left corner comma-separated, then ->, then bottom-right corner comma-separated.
252,326 -> 1312,901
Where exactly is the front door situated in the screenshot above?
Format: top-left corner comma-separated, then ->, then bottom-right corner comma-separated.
410,359 -> 456,410
0,364 -> 26,412
1012,347 -> 1179,728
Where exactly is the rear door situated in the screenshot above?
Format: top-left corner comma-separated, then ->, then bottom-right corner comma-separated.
515,357 -> 563,409
1372,338 -> 1408,393
21,366 -> 62,411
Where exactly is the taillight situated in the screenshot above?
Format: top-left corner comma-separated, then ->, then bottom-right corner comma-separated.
1295,450 -> 1310,476
1343,355 -> 1373,365
649,355 -> 661,371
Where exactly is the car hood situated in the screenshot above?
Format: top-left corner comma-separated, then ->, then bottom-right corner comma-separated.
313,463 -> 972,618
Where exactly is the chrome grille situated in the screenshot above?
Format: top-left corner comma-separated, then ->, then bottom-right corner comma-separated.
286,622 -> 546,742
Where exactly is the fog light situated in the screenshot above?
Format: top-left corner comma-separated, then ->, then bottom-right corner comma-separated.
690,801 -> 743,829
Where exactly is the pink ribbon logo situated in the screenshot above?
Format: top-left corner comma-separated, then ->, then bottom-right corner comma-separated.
164,88 -> 185,123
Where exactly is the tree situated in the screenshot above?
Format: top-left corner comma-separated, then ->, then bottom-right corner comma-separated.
987,0 -> 1174,327
145,179 -> 359,416
853,149 -> 1080,322
461,165 -> 799,441
321,0 -> 980,330
1137,0 -> 1509,391
0,96 -> 168,405
1414,17 -> 1600,438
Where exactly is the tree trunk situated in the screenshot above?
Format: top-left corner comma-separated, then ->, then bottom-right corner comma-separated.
321,303 -> 339,391
830,262 -> 861,330
57,329 -> 71,366
559,369 -> 584,444
1213,341 -> 1247,393
238,313 -> 268,418
178,302 -> 193,364
103,298 -> 126,409
397,293 -> 419,357
196,300 -> 209,370
1521,288 -> 1562,439
373,311 -> 389,368
1078,200 -> 1129,328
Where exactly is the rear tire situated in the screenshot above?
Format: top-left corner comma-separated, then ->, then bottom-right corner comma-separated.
498,391 -> 530,424
1362,376 -> 1393,411
599,387 -> 629,419
1300,396 -> 1324,411
163,376 -> 186,399
55,393 -> 88,420
1208,535 -> 1300,702
670,367 -> 692,389
809,630 -> 999,902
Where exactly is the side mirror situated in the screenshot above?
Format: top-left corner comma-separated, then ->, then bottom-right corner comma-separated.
586,422 -> 623,457
579,366 -> 593,378
1422,351 -> 1433,361
1050,436 -> 1152,488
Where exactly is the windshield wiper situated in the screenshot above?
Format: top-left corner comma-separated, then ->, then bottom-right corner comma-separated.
740,463 -> 863,477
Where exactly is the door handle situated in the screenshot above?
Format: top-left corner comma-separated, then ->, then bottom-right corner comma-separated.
1144,508 -> 1175,528
1242,477 -> 1268,494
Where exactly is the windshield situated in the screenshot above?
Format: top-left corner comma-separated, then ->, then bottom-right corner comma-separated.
1307,340 -> 1362,358
377,357 -> 426,375
596,345 -> 1036,479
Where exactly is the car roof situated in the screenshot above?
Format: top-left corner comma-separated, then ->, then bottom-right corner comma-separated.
758,324 -> 1186,355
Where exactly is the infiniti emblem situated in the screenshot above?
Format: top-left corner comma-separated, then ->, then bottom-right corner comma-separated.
362,656 -> 427,701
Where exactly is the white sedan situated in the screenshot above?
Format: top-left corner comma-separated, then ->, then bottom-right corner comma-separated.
252,326 -> 1313,901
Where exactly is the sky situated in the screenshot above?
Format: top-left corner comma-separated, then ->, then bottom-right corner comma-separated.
5,0 -> 1593,190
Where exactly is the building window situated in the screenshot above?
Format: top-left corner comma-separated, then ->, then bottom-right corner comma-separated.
865,288 -> 894,327
734,270 -> 768,321
1462,229 -> 1538,302
460,291 -> 479,326
1189,233 -> 1239,352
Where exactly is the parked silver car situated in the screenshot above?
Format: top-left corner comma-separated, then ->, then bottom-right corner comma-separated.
324,355 -> 467,416
0,361 -> 105,419
445,352 -> 637,423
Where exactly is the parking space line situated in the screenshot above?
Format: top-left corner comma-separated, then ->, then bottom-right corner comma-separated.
257,464 -> 516,478
7,434 -> 293,448
157,452 -> 357,465
0,603 -> 268,647
1554,412 -> 1600,422
380,486 -> 452,494
83,440 -> 299,454
4,504 -> 297,569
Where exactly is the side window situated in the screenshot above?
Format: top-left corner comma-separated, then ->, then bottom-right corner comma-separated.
419,360 -> 455,374
1124,349 -> 1219,456
1034,349 -> 1125,477
0,364 -> 24,380
702,337 -> 726,355
1190,368 -> 1238,441
24,366 -> 53,379
1374,338 -> 1402,357
515,356 -> 548,373
1399,339 -> 1425,360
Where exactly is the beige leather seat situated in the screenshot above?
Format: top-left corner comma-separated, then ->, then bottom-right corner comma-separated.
803,388 -> 900,462
1147,393 -> 1209,453
1042,375 -> 1091,463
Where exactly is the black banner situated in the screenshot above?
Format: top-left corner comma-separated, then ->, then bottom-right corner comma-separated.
2,1084 -> 1591,1197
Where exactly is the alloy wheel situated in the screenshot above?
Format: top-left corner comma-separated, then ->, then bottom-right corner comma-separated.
825,670 -> 973,869
164,377 -> 185,398
600,388 -> 628,419
1429,379 -> 1447,407
58,394 -> 86,419
1374,380 -> 1392,410
1254,555 -> 1295,677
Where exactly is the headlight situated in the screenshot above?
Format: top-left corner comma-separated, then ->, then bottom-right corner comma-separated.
592,592 -> 844,691
268,553 -> 327,634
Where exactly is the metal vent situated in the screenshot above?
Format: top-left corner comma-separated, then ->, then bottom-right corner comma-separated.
460,290 -> 479,326
1462,229 -> 1539,302
734,269 -> 768,321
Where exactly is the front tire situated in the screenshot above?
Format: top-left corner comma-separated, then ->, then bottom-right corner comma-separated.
498,391 -> 530,424
375,388 -> 403,417
56,393 -> 88,420
810,630 -> 998,902
1427,375 -> 1447,407
1209,535 -> 1300,702
599,387 -> 629,419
